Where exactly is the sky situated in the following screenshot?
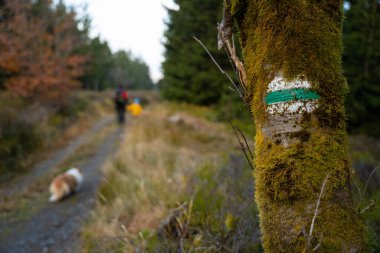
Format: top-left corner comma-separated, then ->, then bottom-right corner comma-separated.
63,0 -> 177,82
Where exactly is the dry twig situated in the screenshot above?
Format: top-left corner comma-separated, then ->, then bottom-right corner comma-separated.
193,36 -> 244,101
306,174 -> 329,250
360,199 -> 376,214
229,121 -> 254,171
360,166 -> 378,205
217,1 -> 248,93
236,127 -> 254,160
309,174 -> 329,237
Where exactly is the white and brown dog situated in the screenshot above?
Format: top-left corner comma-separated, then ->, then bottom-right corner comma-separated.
49,168 -> 83,202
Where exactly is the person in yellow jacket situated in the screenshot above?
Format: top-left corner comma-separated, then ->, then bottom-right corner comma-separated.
127,98 -> 143,117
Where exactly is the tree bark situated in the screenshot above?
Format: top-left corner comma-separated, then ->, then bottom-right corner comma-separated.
227,0 -> 366,252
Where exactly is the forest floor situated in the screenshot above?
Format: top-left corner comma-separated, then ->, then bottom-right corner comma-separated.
0,111 -> 124,253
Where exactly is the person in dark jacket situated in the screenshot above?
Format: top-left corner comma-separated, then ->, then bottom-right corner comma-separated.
114,84 -> 128,124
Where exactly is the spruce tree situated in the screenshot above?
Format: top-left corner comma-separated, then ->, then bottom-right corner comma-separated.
110,50 -> 154,90
343,0 -> 380,137
223,0 -> 366,251
161,0 -> 230,105
79,37 -> 113,90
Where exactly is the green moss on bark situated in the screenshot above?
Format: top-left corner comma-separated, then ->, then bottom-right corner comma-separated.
228,0 -> 366,252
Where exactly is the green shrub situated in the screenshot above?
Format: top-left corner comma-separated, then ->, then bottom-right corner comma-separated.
0,111 -> 42,175
57,96 -> 89,119
183,156 -> 261,252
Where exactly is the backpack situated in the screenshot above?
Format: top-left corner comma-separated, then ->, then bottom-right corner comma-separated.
116,90 -> 128,103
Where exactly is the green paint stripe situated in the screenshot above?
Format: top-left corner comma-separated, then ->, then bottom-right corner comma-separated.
265,88 -> 320,105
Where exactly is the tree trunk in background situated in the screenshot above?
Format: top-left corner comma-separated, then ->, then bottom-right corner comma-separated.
227,1 -> 366,252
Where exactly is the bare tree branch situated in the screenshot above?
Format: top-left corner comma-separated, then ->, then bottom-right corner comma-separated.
229,121 -> 254,171
305,174 -> 329,250
361,166 -> 378,205
217,2 -> 248,92
360,199 -> 376,214
193,36 -> 244,101
313,241 -> 322,251
236,127 -> 254,160
309,174 -> 329,238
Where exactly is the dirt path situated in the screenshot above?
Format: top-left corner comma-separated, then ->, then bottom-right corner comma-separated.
0,118 -> 124,253
0,115 -> 113,198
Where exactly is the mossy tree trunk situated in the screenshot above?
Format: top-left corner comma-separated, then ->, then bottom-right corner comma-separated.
226,1 -> 366,252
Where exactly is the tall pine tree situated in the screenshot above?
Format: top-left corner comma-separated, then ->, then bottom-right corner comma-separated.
161,0 -> 231,105
110,50 -> 154,90
343,0 -> 380,137
79,37 -> 113,91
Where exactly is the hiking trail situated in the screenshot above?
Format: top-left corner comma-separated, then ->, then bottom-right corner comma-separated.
0,115 -> 124,253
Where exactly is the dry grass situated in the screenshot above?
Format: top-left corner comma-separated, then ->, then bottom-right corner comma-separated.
81,102 -> 247,252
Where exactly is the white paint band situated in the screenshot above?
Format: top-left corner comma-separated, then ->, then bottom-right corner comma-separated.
267,100 -> 319,115
267,75 -> 311,92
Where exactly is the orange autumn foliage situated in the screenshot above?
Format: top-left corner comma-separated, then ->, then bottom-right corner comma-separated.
0,0 -> 87,101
